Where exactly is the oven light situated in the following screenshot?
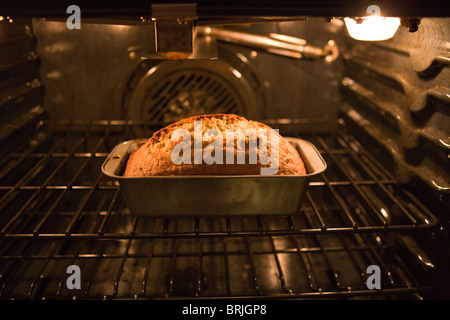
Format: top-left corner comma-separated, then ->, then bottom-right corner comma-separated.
344,15 -> 400,41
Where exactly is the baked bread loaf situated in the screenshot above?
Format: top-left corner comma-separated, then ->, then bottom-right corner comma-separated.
123,114 -> 306,176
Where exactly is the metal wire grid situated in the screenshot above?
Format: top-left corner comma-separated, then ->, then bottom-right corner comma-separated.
0,234 -> 429,299
141,69 -> 246,122
0,120 -> 438,299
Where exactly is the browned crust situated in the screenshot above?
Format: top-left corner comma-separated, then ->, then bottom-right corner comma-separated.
123,114 -> 306,176
149,114 -> 248,145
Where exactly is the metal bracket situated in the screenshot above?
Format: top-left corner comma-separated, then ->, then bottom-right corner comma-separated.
151,3 -> 198,60
197,27 -> 339,64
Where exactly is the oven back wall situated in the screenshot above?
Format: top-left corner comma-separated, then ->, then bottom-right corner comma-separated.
32,18 -> 345,127
32,20 -> 154,120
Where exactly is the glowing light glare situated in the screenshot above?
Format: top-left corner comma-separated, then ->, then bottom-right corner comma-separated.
344,16 -> 400,41
231,68 -> 242,79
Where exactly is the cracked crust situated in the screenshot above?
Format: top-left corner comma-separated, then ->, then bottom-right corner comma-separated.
123,114 -> 306,176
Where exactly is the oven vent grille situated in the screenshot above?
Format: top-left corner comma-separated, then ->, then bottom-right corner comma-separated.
144,69 -> 245,123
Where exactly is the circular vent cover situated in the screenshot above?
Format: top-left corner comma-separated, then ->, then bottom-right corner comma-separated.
147,69 -> 244,123
124,59 -> 259,130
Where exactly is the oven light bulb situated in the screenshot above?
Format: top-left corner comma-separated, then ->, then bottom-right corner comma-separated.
344,16 -> 400,41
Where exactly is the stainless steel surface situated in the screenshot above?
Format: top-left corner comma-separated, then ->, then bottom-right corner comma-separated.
32,20 -> 152,120
340,18 -> 450,211
0,18 -> 46,160
101,137 -> 327,217
32,18 -> 345,127
198,27 -> 339,64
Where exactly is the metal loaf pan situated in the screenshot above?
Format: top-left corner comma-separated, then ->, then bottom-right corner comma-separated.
101,137 -> 327,218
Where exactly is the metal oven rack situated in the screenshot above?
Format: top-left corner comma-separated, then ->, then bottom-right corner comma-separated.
0,120 -> 439,300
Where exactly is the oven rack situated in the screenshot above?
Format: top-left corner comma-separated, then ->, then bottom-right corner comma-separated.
0,120 -> 439,299
0,120 -> 438,239
0,235 -> 430,300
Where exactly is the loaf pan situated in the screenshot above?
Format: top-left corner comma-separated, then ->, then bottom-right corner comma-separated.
101,137 -> 327,218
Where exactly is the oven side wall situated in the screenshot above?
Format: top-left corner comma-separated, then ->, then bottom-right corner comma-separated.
339,18 -> 450,214
0,19 -> 46,158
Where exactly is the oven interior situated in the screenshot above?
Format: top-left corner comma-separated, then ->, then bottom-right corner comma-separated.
0,2 -> 449,300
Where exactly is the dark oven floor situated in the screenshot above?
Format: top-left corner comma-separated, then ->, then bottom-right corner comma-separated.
0,120 -> 439,300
